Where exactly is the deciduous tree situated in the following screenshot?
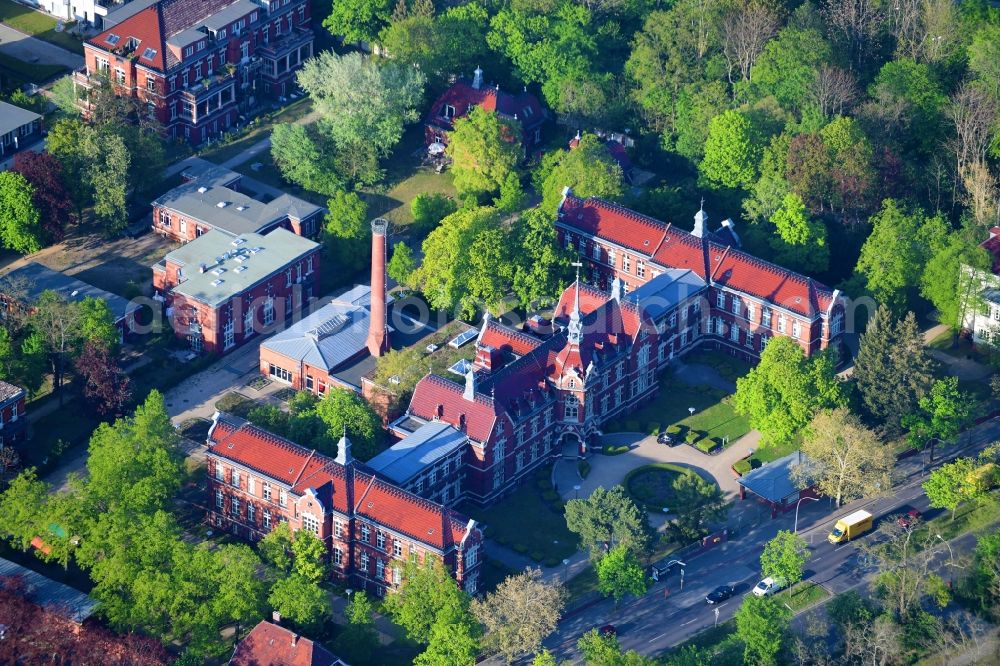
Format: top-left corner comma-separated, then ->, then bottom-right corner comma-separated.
902,376 -> 971,451
536,133 -> 625,215
267,574 -> 333,633
700,110 -> 761,189
322,189 -> 369,275
323,0 -> 393,45
733,337 -> 845,447
74,342 -> 131,417
668,472 -> 728,540
796,408 -> 892,506
767,192 -> 829,274
413,592 -> 481,666
270,123 -> 342,196
596,544 -> 649,606
922,456 -> 988,521
446,107 -> 521,199
760,530 -> 810,586
333,591 -> 380,664
11,152 -> 73,243
565,485 -> 652,559
472,568 -> 565,664
0,171 -> 42,254
388,241 -> 417,289
511,208 -> 574,309
411,193 -> 458,234
315,386 -> 382,460
734,595 -> 791,666
384,556 -> 467,644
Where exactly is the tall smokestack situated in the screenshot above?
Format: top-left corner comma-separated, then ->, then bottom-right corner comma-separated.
367,218 -> 389,357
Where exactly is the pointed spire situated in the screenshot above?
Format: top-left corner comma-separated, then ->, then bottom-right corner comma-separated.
463,368 -> 476,401
693,198 -> 708,238
568,262 -> 583,345
335,427 -> 353,466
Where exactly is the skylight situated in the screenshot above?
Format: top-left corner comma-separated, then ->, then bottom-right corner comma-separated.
106,33 -> 121,46
141,48 -> 157,60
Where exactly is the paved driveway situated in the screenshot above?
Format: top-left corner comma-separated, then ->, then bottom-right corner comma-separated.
0,23 -> 82,70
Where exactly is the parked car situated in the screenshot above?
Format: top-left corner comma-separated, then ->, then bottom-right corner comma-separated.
705,585 -> 735,604
897,508 -> 922,529
657,432 -> 677,446
599,624 -> 617,637
751,577 -> 784,597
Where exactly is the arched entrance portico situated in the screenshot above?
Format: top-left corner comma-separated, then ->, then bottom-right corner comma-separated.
561,432 -> 583,458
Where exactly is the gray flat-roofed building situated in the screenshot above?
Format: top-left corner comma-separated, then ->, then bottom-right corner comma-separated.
0,262 -> 141,341
624,269 -> 707,320
737,451 -> 818,518
366,421 -> 467,504
0,557 -> 98,625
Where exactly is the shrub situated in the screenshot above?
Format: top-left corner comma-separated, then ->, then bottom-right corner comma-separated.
602,445 -> 630,456
529,550 -> 544,562
543,557 -> 562,567
696,439 -> 720,454
578,460 -> 591,478
541,490 -> 560,503
667,425 -> 682,436
512,543 -> 529,554
648,422 -> 661,435
686,430 -> 701,444
733,459 -> 751,475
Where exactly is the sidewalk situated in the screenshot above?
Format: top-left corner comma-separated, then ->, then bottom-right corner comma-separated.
0,23 -> 83,69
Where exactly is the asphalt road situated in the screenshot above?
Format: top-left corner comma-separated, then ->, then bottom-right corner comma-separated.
537,418 -> 1000,663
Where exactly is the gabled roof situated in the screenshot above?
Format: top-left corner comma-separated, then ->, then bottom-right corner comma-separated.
477,317 -> 543,358
208,413 -> 474,550
407,375 -> 497,443
0,558 -> 98,624
367,422 -> 467,485
262,301 -> 371,373
737,451 -> 814,503
558,196 -> 837,318
426,79 -> 545,134
0,261 -> 140,323
232,620 -> 347,666
0,379 -> 24,404
0,101 -> 41,138
981,227 -> 1000,275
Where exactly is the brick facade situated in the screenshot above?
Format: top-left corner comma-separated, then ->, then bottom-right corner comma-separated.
0,382 -> 26,450
76,0 -> 314,144
206,413 -> 484,596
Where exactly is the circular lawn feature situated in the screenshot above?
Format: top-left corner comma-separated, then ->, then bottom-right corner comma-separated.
623,463 -> 694,511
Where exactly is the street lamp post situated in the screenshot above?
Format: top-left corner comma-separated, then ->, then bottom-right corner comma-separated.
794,496 -> 821,533
562,558 -> 571,582
574,484 -> 581,500
936,534 -> 955,568
680,568 -> 685,591
688,407 -> 696,417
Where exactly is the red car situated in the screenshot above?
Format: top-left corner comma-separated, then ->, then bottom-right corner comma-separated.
897,508 -> 922,529
599,624 -> 617,637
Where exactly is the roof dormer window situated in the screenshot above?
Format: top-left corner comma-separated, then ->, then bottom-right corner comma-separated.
106,33 -> 120,46
443,104 -> 456,119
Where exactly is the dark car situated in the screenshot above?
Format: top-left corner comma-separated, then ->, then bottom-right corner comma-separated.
897,508 -> 922,529
599,624 -> 617,637
657,432 -> 677,446
705,585 -> 735,604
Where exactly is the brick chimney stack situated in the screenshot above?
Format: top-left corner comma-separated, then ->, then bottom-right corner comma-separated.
367,218 -> 389,357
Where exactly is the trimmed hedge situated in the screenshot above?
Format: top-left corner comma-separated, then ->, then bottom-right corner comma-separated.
602,445 -> 630,456
696,438 -> 721,454
578,459 -> 591,478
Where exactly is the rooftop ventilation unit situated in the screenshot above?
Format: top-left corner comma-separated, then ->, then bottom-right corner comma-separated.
236,205 -> 247,212
234,265 -> 248,273
231,238 -> 246,246
197,186 -> 208,193
216,201 -> 229,208
210,279 -> 224,287
212,268 -> 225,276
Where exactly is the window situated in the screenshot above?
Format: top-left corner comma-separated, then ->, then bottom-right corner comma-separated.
184,46 -> 194,57
361,524 -> 370,542
637,260 -> 645,279
762,308 -> 772,327
393,539 -> 402,557
564,394 -> 579,421
731,324 -> 740,342
96,57 -> 109,73
215,489 -> 223,508
516,452 -> 525,471
761,334 -> 770,350
993,307 -> 999,322
114,68 -> 125,85
615,386 -> 623,405
831,312 -> 843,335
443,104 -> 456,119
146,78 -> 156,92
230,497 -> 240,517
393,565 -> 401,585
247,503 -> 255,523
716,291 -> 725,308
215,463 -> 224,481
279,489 -> 287,507
306,374 -> 314,390
248,476 -> 256,495
777,316 -> 786,334
493,467 -> 504,490
243,306 -> 254,337
302,513 -> 319,534
223,319 -> 235,349
263,296 -> 275,325
298,5 -> 306,21
465,544 -> 479,569
334,520 -> 344,538
745,330 -> 754,347
668,312 -> 677,328
623,254 -> 631,272
376,559 -> 385,579
194,63 -> 202,79
681,328 -> 689,346
360,551 -> 369,572
466,574 -> 478,595
263,509 -> 271,529
231,469 -> 241,488
792,320 -> 801,339
607,248 -> 616,266
376,532 -> 386,550
182,71 -> 189,88
732,298 -> 741,315
747,302 -> 755,321
285,268 -> 292,287
531,441 -> 539,461
263,482 -> 272,501
592,243 -> 601,261
334,547 -> 343,566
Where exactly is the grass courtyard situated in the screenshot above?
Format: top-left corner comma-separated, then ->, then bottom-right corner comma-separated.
0,0 -> 83,53
623,463 -> 693,511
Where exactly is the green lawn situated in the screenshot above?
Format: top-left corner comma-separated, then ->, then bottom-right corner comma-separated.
677,397 -> 750,449
0,0 -> 83,53
682,350 -> 753,383
199,96 -> 314,165
0,51 -> 65,91
623,463 -> 692,511
564,563 -> 599,606
732,438 -> 800,475
910,489 -> 1000,544
777,581 -> 830,612
460,474 -> 579,565
367,169 -> 457,228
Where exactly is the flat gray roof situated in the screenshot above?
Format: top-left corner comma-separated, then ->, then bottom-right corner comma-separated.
625,269 -> 707,319
166,27 -> 205,49
0,262 -> 139,323
367,421 -> 467,484
153,162 -> 323,237
102,0 -> 158,28
164,228 -> 319,306
201,0 -> 258,30
0,101 -> 41,138
0,557 -> 98,624
737,451 -> 813,504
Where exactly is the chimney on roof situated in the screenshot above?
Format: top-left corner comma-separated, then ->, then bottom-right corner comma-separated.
693,200 -> 708,238
272,611 -> 281,624
463,368 -> 476,401
291,634 -> 299,647
366,219 -> 389,358
472,66 -> 483,90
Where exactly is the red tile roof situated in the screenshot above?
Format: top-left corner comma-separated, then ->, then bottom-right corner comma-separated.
426,80 -> 545,133
559,196 -> 837,317
208,415 -> 474,550
478,318 -> 543,358
549,282 -> 643,377
982,227 -> 1000,275
407,374 -> 497,443
232,620 -> 344,666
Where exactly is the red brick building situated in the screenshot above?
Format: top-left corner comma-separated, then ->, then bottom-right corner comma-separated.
392,267 -> 706,505
557,194 -> 846,360
75,0 -> 314,143
152,159 -> 324,243
153,228 -> 320,354
232,620 -> 347,666
0,381 -> 26,450
425,67 -> 546,153
206,412 -> 484,596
